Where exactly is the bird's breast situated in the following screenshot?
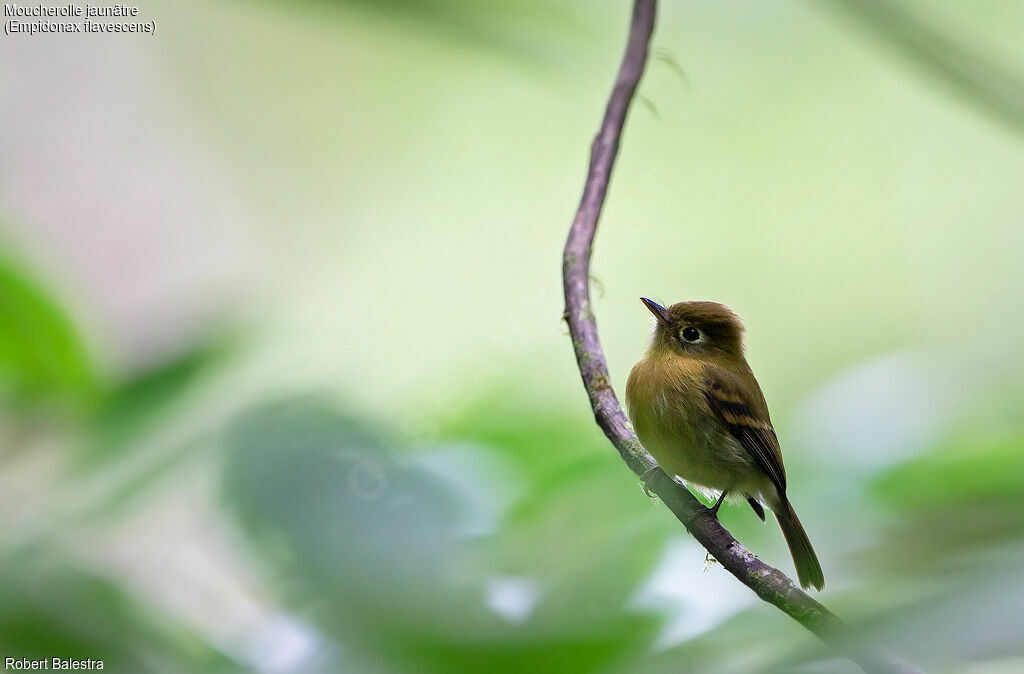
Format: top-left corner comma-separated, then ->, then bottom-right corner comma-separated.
626,355 -> 755,492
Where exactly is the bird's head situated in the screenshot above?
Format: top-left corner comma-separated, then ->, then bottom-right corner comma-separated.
640,298 -> 745,358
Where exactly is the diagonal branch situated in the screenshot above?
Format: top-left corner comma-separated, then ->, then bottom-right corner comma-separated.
560,2 -> 921,673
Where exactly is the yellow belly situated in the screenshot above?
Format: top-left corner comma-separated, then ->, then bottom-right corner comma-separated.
626,358 -> 767,497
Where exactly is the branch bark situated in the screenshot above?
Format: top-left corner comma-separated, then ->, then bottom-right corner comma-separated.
560,2 -> 921,673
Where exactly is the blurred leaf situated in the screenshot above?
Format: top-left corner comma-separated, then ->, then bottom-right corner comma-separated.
0,242 -> 233,466
274,0 -> 574,61
82,335 -> 234,466
435,388 -> 616,480
642,605 -> 855,674
874,431 -> 1024,508
483,459 -> 666,671
810,558 -> 1024,670
224,396 -> 477,671
869,429 -> 1024,573
0,552 -> 241,673
0,253 -> 97,411
223,396 -> 668,673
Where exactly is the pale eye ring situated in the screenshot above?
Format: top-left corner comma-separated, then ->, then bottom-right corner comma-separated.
680,326 -> 700,342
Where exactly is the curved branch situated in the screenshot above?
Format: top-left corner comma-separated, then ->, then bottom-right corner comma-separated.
560,2 -> 921,673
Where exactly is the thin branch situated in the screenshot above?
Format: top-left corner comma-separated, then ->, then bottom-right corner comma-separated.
560,2 -> 921,673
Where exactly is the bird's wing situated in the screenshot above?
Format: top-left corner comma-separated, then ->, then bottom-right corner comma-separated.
702,364 -> 787,495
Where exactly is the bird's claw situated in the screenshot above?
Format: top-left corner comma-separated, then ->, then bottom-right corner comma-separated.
707,490 -> 729,518
640,465 -> 660,498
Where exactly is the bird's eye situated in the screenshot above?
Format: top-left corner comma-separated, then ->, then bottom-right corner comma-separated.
681,326 -> 700,342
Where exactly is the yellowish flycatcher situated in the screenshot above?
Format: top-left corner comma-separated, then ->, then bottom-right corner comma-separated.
626,298 -> 824,590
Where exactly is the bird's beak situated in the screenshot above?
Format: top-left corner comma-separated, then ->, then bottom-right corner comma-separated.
640,297 -> 670,325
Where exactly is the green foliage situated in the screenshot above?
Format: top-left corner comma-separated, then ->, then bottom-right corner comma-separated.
0,253 -> 97,411
83,336 -> 233,466
0,553 -> 241,673
870,428 -> 1024,573
223,396 -> 667,673
0,245 -> 228,467
4,0 -> 1024,671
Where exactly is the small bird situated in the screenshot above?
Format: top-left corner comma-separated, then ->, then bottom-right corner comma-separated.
625,298 -> 824,590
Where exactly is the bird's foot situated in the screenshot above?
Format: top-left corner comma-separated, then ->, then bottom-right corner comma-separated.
707,490 -> 729,518
639,465 -> 660,498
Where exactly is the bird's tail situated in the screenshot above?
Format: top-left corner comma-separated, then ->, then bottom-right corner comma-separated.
775,499 -> 824,591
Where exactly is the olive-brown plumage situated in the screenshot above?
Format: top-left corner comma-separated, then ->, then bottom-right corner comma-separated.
625,298 -> 824,590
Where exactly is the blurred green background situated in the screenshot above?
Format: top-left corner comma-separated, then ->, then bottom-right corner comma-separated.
2,1 -> 1023,672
